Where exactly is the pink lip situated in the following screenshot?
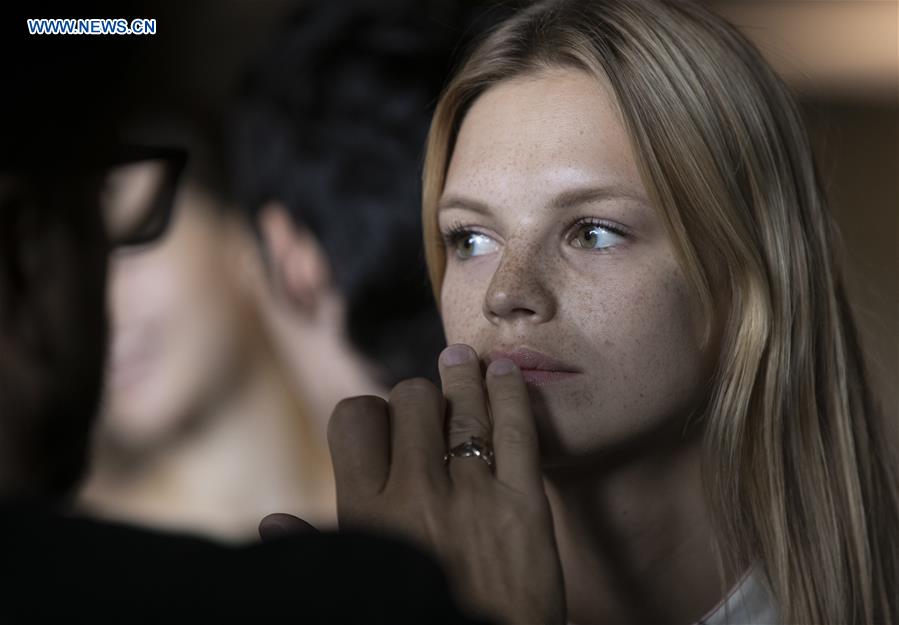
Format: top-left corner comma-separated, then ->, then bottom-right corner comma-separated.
485,347 -> 581,387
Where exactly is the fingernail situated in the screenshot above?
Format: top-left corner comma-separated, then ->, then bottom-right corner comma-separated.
488,358 -> 516,376
441,344 -> 473,366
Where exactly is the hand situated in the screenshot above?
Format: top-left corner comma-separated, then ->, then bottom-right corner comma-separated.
328,344 -> 566,625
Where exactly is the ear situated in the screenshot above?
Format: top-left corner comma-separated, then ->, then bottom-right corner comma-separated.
257,202 -> 331,312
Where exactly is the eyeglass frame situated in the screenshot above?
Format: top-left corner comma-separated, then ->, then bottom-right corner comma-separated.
105,145 -> 187,249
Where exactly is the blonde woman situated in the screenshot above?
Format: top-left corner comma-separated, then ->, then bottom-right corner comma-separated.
324,1 -> 899,624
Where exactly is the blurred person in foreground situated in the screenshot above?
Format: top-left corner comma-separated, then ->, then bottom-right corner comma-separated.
78,0 -> 501,542
78,119 -> 336,541
0,150 -> 488,624
226,0 -> 499,426
0,6 -> 489,622
0,90 -> 498,624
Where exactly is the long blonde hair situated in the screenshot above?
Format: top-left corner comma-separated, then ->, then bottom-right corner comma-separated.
421,1 -> 899,623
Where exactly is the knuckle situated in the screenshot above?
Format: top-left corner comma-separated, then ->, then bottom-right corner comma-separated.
491,389 -> 523,407
389,377 -> 439,404
445,377 -> 484,395
446,419 -> 488,440
496,501 -> 544,537
492,490 -> 544,528
496,506 -> 521,533
494,423 -> 535,449
333,395 -> 385,417
330,395 -> 386,434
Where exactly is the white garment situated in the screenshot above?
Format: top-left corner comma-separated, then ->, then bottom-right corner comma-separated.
567,565 -> 780,625
698,566 -> 779,625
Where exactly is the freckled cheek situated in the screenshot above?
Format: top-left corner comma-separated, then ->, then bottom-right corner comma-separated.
643,274 -> 703,348
599,276 -> 707,385
439,266 -> 491,344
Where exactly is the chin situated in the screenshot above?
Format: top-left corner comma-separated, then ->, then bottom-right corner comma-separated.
536,409 -> 701,476
100,393 -> 184,453
526,390 -> 590,467
525,386 -> 636,469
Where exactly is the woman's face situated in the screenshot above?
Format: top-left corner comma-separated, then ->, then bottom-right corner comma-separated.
100,174 -> 259,452
438,69 -> 712,466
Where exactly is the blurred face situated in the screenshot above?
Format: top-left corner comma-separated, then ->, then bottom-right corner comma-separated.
438,69 -> 713,466
100,169 -> 259,451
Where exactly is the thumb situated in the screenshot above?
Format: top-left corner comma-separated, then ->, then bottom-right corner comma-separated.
258,513 -> 319,541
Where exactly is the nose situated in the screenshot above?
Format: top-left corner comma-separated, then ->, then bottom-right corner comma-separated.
482,248 -> 556,326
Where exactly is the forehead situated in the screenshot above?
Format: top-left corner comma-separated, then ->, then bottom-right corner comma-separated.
443,68 -> 647,209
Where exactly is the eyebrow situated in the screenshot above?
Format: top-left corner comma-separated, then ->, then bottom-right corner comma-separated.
550,185 -> 649,210
437,184 -> 650,216
437,194 -> 492,216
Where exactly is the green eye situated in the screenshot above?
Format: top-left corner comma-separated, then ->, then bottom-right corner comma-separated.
571,223 -> 625,250
454,232 -> 498,259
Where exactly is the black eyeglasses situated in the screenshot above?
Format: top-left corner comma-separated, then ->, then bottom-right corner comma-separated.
101,145 -> 187,248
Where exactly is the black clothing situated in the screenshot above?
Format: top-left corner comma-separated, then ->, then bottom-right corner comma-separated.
0,500 -> 486,624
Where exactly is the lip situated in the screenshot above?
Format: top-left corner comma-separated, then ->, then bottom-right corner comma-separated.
485,347 -> 582,387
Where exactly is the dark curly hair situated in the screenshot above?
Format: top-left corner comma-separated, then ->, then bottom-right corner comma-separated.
227,0 -> 506,386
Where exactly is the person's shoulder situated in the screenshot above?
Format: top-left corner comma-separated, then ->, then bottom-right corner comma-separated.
0,500 -> 487,623
243,529 -> 482,623
0,498 -> 228,620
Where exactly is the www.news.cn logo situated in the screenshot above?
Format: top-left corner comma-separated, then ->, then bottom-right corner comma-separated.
26,18 -> 156,36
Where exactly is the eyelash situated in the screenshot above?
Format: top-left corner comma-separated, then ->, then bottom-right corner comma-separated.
563,216 -> 632,241
442,221 -> 484,248
440,217 -> 632,250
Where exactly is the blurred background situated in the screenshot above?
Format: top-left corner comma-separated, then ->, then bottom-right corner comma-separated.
711,0 -> 898,438
16,0 -> 895,539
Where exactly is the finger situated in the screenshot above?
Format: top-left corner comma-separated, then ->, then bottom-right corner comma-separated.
328,396 -> 390,509
387,378 -> 449,488
439,344 -> 493,480
485,359 -> 542,493
258,513 -> 318,541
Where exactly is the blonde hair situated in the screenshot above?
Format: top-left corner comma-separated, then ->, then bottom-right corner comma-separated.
421,1 -> 899,623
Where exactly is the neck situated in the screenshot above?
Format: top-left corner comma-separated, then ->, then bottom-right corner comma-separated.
79,350 -> 336,543
545,435 -> 732,625
263,288 -> 388,435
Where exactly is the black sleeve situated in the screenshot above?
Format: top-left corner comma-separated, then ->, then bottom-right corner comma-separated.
0,502 -> 493,624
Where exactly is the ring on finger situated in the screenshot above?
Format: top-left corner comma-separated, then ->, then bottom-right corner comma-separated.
443,436 -> 495,472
